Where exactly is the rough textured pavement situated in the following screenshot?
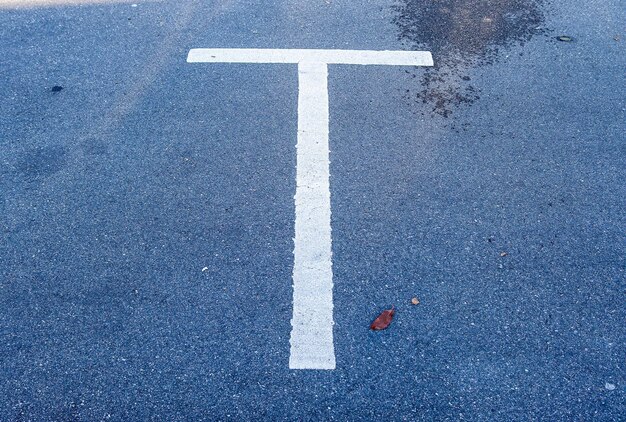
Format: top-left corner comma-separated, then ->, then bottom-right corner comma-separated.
0,0 -> 624,420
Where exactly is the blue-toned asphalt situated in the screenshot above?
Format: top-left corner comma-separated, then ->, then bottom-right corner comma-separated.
1,0 -> 624,420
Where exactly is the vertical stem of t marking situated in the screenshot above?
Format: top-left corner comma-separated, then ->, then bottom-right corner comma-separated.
289,62 -> 335,370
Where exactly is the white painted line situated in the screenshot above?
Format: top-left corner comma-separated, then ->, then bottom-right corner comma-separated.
187,48 -> 433,370
289,62 -> 335,369
187,48 -> 433,66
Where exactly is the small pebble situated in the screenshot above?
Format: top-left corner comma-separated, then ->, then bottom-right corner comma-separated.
51,85 -> 63,92
605,383 -> 616,391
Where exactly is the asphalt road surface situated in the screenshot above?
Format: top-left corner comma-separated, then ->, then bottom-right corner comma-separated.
1,0 -> 624,420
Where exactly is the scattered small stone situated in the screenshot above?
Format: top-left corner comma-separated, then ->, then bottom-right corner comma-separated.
500,252 -> 508,257
202,267 -> 209,272
557,35 -> 574,42
605,382 -> 616,391
411,297 -> 420,305
51,85 -> 63,92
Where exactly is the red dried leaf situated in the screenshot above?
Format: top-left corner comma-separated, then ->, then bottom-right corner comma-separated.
370,306 -> 395,330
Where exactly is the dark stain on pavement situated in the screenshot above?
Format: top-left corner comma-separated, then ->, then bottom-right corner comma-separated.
80,139 -> 109,157
394,0 -> 546,117
16,145 -> 67,179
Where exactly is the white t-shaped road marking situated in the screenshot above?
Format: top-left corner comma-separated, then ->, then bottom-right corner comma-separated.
187,48 -> 434,370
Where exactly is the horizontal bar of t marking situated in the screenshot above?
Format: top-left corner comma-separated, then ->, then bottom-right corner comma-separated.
187,48 -> 433,66
187,48 -> 433,370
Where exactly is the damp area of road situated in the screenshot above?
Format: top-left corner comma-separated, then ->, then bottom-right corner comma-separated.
393,0 -> 546,117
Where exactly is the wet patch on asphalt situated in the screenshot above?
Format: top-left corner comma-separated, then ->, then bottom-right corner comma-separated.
16,145 -> 68,180
393,0 -> 546,117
